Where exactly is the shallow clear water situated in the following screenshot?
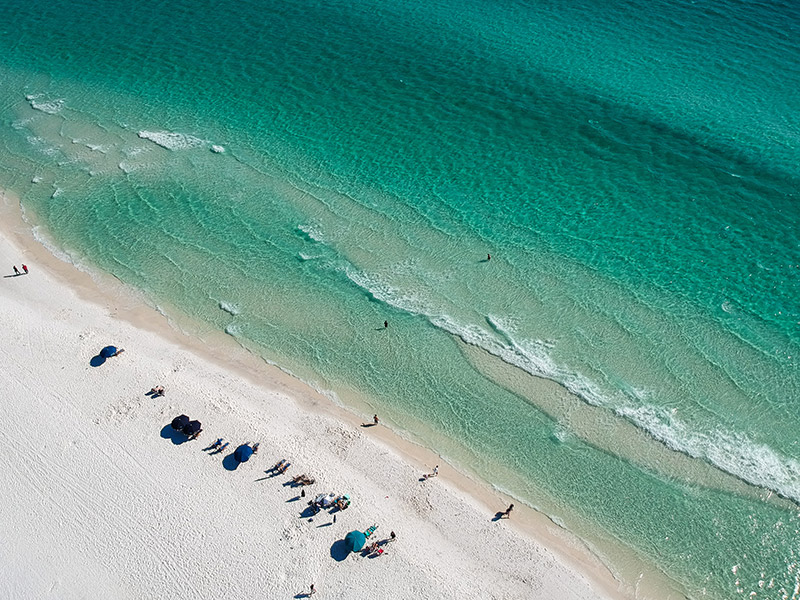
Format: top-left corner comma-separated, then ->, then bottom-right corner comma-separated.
0,0 -> 799,596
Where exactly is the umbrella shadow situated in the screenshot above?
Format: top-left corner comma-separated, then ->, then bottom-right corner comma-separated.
90,355 -> 106,367
329,540 -> 350,562
222,454 -> 240,471
299,505 -> 318,519
160,424 -> 188,445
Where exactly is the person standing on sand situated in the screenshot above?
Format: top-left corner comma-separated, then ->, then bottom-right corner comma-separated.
13,265 -> 19,275
373,414 -> 379,425
22,264 -> 28,274
310,583 -> 316,596
503,503 -> 514,518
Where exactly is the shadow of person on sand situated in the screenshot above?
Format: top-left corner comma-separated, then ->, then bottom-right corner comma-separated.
329,539 -> 350,562
160,424 -> 188,445
222,453 -> 240,471
491,512 -> 506,522
294,593 -> 311,599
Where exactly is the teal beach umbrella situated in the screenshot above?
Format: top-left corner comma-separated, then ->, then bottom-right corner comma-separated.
344,530 -> 366,553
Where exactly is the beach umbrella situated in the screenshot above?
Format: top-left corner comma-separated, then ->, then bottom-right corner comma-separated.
171,415 -> 190,430
234,444 -> 254,463
182,420 -> 202,436
100,345 -> 117,358
344,530 -> 366,553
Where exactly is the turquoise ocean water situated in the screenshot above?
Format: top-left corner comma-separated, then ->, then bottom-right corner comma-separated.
1,0 -> 799,596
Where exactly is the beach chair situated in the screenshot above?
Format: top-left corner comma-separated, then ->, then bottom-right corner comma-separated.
364,525 -> 378,538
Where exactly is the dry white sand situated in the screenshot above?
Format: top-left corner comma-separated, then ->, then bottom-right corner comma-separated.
0,199 -> 628,599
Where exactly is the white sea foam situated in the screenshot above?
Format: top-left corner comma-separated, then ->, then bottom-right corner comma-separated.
618,404 -> 800,503
51,187 -> 63,199
27,136 -> 60,158
31,176 -> 42,184
118,162 -> 137,174
219,301 -> 240,316
298,224 -> 324,242
12,117 -> 34,130
138,130 -> 206,150
27,94 -> 65,114
224,324 -> 241,336
211,145 -> 225,153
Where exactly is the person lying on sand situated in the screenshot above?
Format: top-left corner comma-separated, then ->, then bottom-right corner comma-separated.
148,385 -> 165,396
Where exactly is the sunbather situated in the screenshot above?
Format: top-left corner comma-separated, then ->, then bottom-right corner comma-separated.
148,385 -> 165,396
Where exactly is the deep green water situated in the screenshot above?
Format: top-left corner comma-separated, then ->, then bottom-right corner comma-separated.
1,0 -> 799,597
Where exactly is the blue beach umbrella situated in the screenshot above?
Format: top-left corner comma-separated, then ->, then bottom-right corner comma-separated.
171,415 -> 190,431
234,444 -> 254,463
344,530 -> 366,553
100,345 -> 117,358
182,420 -> 202,436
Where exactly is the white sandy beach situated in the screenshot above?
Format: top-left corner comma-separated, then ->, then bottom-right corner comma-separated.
0,196 -> 627,599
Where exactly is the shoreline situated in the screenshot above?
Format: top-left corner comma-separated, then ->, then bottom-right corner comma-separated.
1,189 -> 658,599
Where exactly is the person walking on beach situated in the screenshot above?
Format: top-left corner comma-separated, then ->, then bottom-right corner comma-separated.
503,503 -> 514,518
373,414 -> 379,425
12,265 -> 19,275
21,264 -> 28,274
309,583 -> 316,596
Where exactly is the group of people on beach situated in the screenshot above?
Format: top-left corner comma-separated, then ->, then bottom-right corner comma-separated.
10,264 -> 29,276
